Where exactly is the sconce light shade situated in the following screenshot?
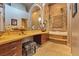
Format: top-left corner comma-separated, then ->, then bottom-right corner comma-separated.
38,17 -> 42,22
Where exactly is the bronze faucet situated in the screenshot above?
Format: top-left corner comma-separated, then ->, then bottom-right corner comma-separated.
19,29 -> 26,35
0,31 -> 4,38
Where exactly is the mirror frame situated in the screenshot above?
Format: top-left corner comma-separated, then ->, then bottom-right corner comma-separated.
0,3 -> 5,32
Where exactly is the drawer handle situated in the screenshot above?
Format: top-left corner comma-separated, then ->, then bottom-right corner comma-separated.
12,47 -> 17,50
13,53 -> 17,56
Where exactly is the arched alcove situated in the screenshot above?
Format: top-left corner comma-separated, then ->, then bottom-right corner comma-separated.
29,4 -> 43,30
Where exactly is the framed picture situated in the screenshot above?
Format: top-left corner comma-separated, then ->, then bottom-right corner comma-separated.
11,19 -> 17,26
72,3 -> 77,17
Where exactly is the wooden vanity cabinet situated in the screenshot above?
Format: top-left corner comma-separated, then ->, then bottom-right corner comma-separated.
0,40 -> 22,56
41,34 -> 48,44
33,34 -> 48,45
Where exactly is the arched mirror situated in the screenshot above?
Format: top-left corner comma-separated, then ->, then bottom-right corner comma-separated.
30,4 -> 42,30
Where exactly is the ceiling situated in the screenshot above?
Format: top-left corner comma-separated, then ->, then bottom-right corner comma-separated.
23,3 -> 33,11
23,3 -> 41,12
31,6 -> 40,12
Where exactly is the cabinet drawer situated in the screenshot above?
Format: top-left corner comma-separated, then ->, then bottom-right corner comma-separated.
2,47 -> 17,56
0,40 -> 22,56
0,40 -> 20,49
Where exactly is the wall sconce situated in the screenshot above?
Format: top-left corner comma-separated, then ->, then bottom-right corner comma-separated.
38,17 -> 42,22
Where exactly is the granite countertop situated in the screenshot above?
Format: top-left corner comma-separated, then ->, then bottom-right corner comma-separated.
0,30 -> 48,45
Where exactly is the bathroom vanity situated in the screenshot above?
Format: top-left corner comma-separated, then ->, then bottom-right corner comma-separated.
0,30 -> 48,56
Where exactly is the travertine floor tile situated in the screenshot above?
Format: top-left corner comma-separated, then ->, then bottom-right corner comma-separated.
34,41 -> 71,56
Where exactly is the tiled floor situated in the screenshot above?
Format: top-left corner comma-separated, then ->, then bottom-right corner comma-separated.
34,41 -> 72,56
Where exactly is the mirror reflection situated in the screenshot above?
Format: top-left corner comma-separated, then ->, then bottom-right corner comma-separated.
31,5 -> 42,30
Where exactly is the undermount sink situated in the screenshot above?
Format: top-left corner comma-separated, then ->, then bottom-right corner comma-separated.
18,31 -> 27,35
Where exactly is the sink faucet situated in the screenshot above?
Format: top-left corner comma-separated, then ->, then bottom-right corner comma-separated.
19,29 -> 26,35
0,31 -> 4,38
21,31 -> 24,35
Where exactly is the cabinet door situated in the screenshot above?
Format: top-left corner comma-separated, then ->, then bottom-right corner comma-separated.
41,34 -> 48,44
15,41 -> 22,56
